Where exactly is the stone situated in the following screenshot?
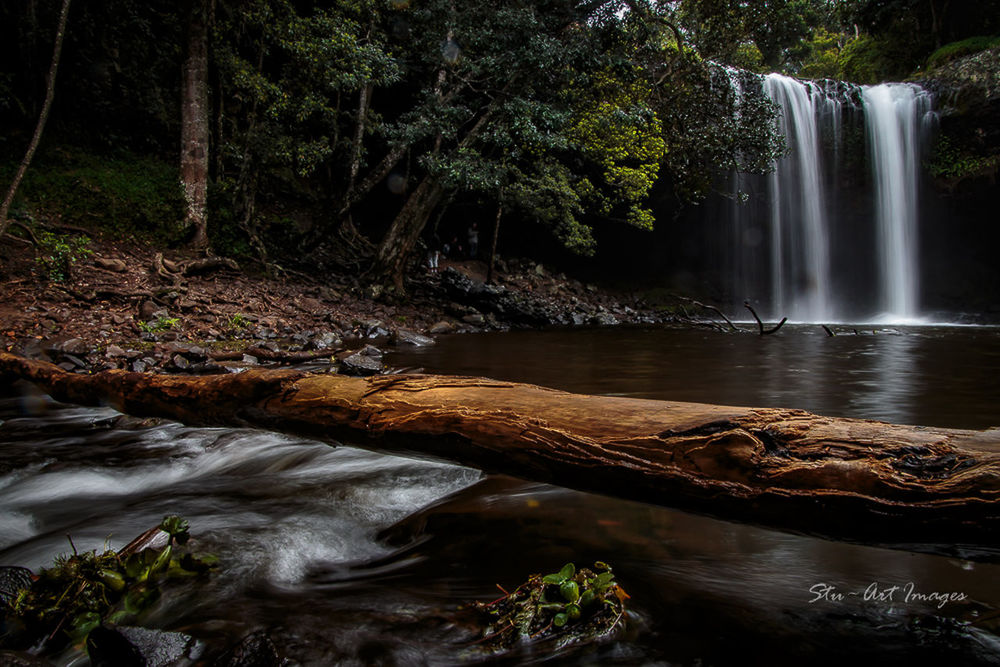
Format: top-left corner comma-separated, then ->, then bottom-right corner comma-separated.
242,354 -> 259,365
462,313 -> 485,325
360,344 -> 383,358
94,257 -> 128,272
213,630 -> 282,667
62,354 -> 89,369
591,312 -> 620,326
105,344 -> 126,358
312,332 -> 342,350
339,352 -> 382,376
172,354 -> 191,370
298,297 -> 322,311
57,337 -> 91,355
87,626 -> 202,667
393,328 -> 435,347
131,360 -> 148,373
429,320 -> 455,334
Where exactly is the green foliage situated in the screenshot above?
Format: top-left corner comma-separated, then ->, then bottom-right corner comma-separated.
8,517 -> 217,650
473,561 -> 628,652
4,150 -> 186,242
138,315 -> 180,333
925,135 -> 1000,181
926,35 -> 1000,69
34,231 -> 92,282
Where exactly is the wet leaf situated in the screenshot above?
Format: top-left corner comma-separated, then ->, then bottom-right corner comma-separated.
553,612 -> 569,627
560,580 -> 580,603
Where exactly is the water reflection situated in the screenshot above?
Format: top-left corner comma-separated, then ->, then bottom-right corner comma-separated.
389,324 -> 1000,429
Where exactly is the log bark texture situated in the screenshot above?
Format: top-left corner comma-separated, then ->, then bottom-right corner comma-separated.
2,352 -> 999,555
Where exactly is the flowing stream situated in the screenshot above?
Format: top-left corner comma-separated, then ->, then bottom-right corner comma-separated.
2,325 -> 999,664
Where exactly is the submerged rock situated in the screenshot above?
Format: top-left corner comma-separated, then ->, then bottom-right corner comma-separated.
213,630 -> 283,667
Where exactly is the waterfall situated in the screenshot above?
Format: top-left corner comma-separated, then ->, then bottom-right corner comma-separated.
863,84 -> 933,322
764,74 -> 837,321
722,74 -> 934,323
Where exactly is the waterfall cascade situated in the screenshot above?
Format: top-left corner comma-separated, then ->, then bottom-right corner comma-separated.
723,73 -> 935,323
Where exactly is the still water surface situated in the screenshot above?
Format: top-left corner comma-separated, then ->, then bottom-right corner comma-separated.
1,325 -> 999,664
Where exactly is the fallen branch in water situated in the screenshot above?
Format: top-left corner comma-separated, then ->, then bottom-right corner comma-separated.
744,302 -> 787,335
1,352 -> 999,559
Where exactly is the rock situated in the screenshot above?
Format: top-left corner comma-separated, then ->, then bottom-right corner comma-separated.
298,297 -> 322,312
172,354 -> 191,370
213,630 -> 283,667
56,337 -> 91,356
429,320 -> 455,334
0,566 -> 33,607
591,311 -> 619,326
86,626 -> 145,667
94,257 -> 128,272
242,354 -> 259,365
462,313 -> 485,325
312,332 -> 342,350
62,354 -> 89,370
360,345 -> 383,358
111,313 -> 131,326
87,626 -> 202,667
393,329 -> 435,347
105,344 -> 126,358
131,360 -> 148,373
339,352 -> 382,376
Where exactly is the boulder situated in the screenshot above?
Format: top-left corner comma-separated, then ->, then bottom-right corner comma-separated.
94,257 -> 128,272
429,320 -> 455,334
339,352 -> 383,376
393,329 -> 435,347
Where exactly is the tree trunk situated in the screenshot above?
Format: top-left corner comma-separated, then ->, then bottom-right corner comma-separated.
2,351 -> 999,559
370,175 -> 444,288
181,0 -> 211,251
0,0 -> 72,240
486,198 -> 502,284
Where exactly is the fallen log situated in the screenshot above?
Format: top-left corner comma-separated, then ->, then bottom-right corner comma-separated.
1,352 -> 998,558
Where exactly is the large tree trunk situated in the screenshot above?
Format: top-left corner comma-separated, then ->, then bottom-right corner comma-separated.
2,352 -> 999,558
181,0 -> 211,251
370,175 -> 444,289
0,0 -> 72,240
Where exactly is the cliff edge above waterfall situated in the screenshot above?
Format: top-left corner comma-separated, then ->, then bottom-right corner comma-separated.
921,47 -> 1000,187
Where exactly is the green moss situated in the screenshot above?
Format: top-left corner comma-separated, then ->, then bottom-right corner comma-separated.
926,35 -> 1000,70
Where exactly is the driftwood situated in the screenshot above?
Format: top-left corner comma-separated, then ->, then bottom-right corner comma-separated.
1,352 -> 998,558
744,301 -> 787,335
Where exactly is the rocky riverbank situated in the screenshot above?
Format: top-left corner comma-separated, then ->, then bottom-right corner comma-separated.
0,236 -> 676,376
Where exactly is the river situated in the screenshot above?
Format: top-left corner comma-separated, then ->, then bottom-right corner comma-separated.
2,325 -> 999,664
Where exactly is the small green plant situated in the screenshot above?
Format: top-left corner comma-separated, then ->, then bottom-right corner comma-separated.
473,561 -> 628,652
138,315 -> 180,333
226,313 -> 250,330
6,516 -> 216,650
34,231 -> 92,282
